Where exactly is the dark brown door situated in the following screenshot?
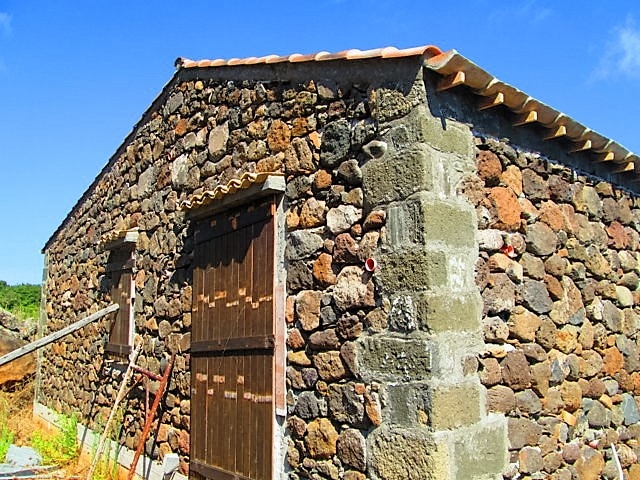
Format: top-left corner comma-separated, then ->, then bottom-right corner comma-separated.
106,248 -> 133,356
190,200 -> 275,480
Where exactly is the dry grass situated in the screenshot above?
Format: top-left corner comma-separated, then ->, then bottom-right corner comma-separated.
0,375 -> 39,445
0,376 -> 88,478
0,377 -> 131,480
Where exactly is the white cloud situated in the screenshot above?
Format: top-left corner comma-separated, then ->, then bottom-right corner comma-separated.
593,18 -> 640,81
489,1 -> 551,25
616,24 -> 640,76
0,12 -> 11,36
519,0 -> 551,23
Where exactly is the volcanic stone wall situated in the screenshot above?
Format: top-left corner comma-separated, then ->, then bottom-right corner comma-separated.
42,61 -> 455,478
45,55 -> 640,480
466,136 -> 640,479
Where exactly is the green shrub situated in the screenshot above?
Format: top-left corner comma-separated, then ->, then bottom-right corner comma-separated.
0,415 -> 14,462
0,281 -> 41,320
31,414 -> 77,465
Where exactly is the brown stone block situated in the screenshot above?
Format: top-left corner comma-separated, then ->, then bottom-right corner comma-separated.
299,198 -> 326,228
488,186 -> 522,231
508,417 -> 542,450
313,351 -> 346,382
336,429 -> 366,471
539,200 -> 565,231
501,350 -> 532,390
312,253 -> 337,287
296,290 -> 322,331
508,306 -> 542,342
486,385 -> 515,413
574,446 -> 604,480
479,357 -> 502,386
476,150 -> 502,186
603,347 -> 624,376
287,328 -> 305,350
305,418 -> 338,459
559,381 -> 582,412
312,169 -> 332,191
267,119 -> 291,152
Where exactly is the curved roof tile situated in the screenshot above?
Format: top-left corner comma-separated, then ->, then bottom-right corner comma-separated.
425,49 -> 638,170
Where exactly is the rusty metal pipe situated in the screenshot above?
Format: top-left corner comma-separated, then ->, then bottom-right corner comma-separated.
126,353 -> 175,480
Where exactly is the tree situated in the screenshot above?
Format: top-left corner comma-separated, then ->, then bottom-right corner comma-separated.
0,281 -> 41,319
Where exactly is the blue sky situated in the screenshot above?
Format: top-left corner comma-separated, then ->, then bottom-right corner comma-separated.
0,0 -> 639,285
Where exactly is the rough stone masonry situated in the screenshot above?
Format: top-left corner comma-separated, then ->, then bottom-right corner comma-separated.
466,135 -> 640,480
38,50 -> 640,480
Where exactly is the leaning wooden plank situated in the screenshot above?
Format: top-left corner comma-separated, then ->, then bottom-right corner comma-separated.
0,304 -> 119,367
85,342 -> 142,480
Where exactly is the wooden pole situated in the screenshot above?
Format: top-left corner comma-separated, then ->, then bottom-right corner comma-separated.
0,304 -> 119,367
85,342 -> 142,480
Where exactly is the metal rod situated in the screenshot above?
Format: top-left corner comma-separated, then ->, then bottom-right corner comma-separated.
126,354 -> 175,480
131,363 -> 163,381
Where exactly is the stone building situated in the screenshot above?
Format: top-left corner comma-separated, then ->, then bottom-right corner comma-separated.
39,44 -> 640,479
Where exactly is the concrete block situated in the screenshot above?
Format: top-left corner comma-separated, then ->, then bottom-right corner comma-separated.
356,335 -> 431,382
384,105 -> 474,159
384,203 -> 418,247
408,193 -> 477,248
362,145 -> 440,207
385,382 -> 430,427
368,426 -> 448,480
419,113 -> 474,160
428,381 -> 483,430
383,194 -> 477,250
451,414 -> 509,479
427,331 -> 485,379
413,291 -> 482,333
377,248 -> 448,292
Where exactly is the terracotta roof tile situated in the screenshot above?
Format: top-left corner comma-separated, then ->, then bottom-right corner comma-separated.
425,49 -> 639,171
175,45 -> 443,69
99,228 -> 139,249
179,172 -> 284,212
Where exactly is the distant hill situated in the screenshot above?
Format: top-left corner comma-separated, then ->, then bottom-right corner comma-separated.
0,281 -> 40,320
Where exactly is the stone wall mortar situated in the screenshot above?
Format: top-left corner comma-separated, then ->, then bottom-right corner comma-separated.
467,136 -> 640,479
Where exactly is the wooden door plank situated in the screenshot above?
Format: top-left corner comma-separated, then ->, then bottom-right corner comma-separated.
229,227 -> 241,473
190,246 -> 203,464
261,360 -> 274,480
236,223 -> 248,477
250,220 -> 261,480
242,223 -> 251,479
220,228 -> 232,472
205,252 -> 215,465
260,212 -> 274,480
211,232 -> 224,469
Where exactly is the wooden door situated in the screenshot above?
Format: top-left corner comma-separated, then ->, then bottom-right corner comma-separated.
190,200 -> 275,480
106,248 -> 133,356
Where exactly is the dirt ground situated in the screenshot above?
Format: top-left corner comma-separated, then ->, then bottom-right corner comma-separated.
0,377 -> 92,479
0,377 -> 38,446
